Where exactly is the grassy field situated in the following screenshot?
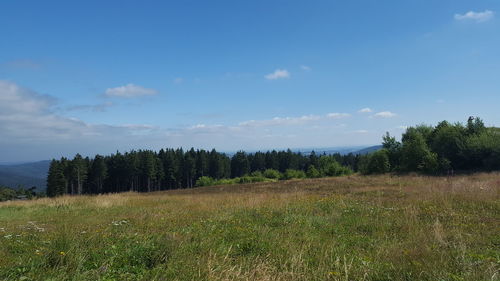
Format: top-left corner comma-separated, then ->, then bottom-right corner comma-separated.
0,174 -> 499,281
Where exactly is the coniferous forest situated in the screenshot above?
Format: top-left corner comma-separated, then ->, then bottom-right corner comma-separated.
46,117 -> 500,197
46,148 -> 356,197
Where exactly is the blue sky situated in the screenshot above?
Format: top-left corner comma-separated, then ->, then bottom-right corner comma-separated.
1,0 -> 499,162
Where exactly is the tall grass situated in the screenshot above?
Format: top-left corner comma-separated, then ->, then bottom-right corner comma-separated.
1,174 -> 499,280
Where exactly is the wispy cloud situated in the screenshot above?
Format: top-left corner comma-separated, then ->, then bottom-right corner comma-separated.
265,69 -> 290,80
105,84 -> 158,98
239,115 -> 320,127
0,80 -> 157,143
326,113 -> 351,119
454,10 -> 494,23
0,80 -> 385,161
65,102 -> 114,112
372,111 -> 397,118
300,65 -> 312,72
358,107 -> 373,113
3,59 -> 42,70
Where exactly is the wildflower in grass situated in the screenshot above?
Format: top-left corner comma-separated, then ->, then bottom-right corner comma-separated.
35,250 -> 42,255
3,234 -> 12,239
328,271 -> 340,276
59,251 -> 66,256
111,220 -> 129,226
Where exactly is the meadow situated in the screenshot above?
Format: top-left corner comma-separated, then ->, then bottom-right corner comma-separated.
0,174 -> 499,281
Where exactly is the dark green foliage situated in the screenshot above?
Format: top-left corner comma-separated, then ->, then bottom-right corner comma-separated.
231,151 -> 250,178
87,155 -> 107,194
281,169 -> 306,180
382,132 -> 401,170
318,155 -> 353,176
363,149 -> 391,174
195,176 -> 216,187
46,160 -> 66,197
368,117 -> 500,175
400,128 -> 438,173
46,147 -> 356,195
463,129 -> 500,170
263,169 -> 281,179
306,165 -> 321,178
0,185 -> 38,201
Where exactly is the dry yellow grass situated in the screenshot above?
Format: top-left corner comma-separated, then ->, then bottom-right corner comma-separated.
1,173 -> 499,281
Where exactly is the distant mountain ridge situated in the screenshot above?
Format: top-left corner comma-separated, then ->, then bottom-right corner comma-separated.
294,145 -> 382,155
224,145 -> 381,156
0,160 -> 50,190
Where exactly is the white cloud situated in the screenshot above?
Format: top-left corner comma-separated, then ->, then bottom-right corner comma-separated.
358,107 -> 373,113
0,80 -> 383,162
0,80 -> 164,161
300,65 -> 312,71
4,59 -> 42,70
454,10 -> 494,23
239,115 -> 320,127
65,102 -> 114,112
105,83 -> 158,98
120,124 -> 157,130
373,111 -> 397,118
326,113 -> 351,119
265,69 -> 290,80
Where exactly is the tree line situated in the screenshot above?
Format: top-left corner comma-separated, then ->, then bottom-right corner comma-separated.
46,117 -> 499,197
359,117 -> 500,174
46,148 -> 357,197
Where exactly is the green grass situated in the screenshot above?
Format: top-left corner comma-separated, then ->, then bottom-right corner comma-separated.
1,174 -> 499,280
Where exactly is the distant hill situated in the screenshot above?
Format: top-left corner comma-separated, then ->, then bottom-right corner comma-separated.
294,145 -> 382,156
354,145 -> 383,155
0,160 -> 50,190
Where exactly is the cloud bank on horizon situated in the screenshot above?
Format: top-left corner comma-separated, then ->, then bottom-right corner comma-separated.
0,80 -> 403,161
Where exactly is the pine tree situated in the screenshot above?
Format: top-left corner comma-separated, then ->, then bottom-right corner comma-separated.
46,160 -> 66,197
88,155 -> 107,194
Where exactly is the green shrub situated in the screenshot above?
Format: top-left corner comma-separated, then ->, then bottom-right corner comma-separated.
306,165 -> 321,178
322,162 -> 352,177
365,149 -> 391,174
195,176 -> 216,187
263,169 -> 281,179
281,169 -> 306,180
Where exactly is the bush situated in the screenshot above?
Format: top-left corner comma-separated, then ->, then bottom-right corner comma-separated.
365,149 -> 391,174
250,171 -> 263,177
281,169 -> 306,180
322,161 -> 352,177
263,169 -> 281,179
217,178 -> 239,185
195,176 -> 216,187
0,186 -> 17,201
306,165 -> 321,178
420,151 -> 439,174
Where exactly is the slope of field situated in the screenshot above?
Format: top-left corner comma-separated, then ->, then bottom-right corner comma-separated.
0,174 -> 499,281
